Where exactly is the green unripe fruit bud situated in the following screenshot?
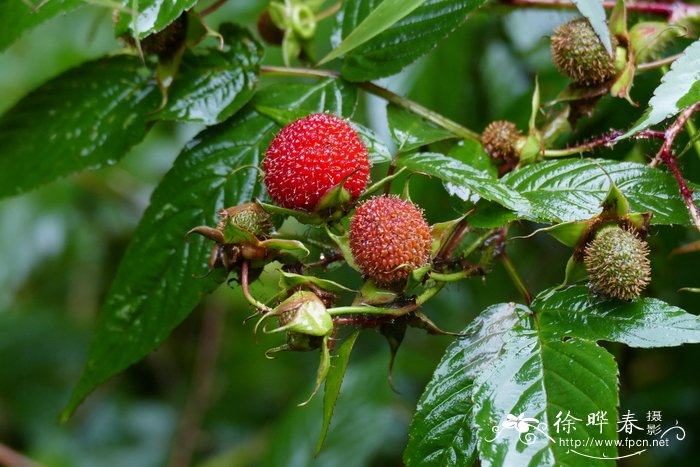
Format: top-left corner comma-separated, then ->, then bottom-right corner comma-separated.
584,226 -> 651,300
551,18 -> 617,86
481,120 -> 521,163
217,203 -> 272,238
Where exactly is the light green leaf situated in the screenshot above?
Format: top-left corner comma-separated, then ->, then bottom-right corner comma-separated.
619,39 -> 700,139
572,0 -> 612,55
404,303 -> 521,466
155,24 -> 263,125
397,152 -> 530,212
387,104 -> 456,153
316,330 -> 361,455
320,0 -> 428,65
534,286 -> 700,347
503,159 -> 700,225
114,0 -> 198,39
0,0 -> 83,51
333,0 -> 486,81
0,56 -> 159,199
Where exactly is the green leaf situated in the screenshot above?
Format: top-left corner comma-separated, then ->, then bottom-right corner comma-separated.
619,38 -> 700,139
397,152 -> 530,212
534,286 -> 700,347
0,56 -> 159,200
473,329 -> 619,466
321,0 -> 429,65
154,24 -> 263,125
114,0 -> 198,39
503,159 -> 700,224
0,0 -> 83,51
62,79 -> 358,418
572,0 -> 613,55
333,0 -> 486,81
387,104 -> 455,153
404,303 -> 521,467
349,122 -> 392,163
316,330 -> 360,455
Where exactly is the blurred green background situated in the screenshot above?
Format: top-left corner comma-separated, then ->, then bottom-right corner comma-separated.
1,1 -> 699,466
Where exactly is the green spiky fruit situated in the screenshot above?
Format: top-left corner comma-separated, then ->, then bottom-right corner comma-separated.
584,226 -> 651,300
551,18 -> 617,86
481,120 -> 521,162
217,203 -> 272,238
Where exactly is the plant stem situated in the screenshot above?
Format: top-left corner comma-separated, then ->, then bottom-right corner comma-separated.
650,102 -> 700,231
316,1 -> 341,21
637,54 -> 683,72
683,114 -> 700,162
201,0 -> 227,16
260,66 -> 480,141
500,0 -> 700,18
168,303 -> 225,467
543,130 -> 665,157
240,261 -> 273,313
501,253 -> 533,305
0,444 -> 35,467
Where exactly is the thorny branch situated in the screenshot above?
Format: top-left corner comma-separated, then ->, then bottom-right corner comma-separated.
650,102 -> 700,231
499,0 -> 700,20
543,130 -> 665,158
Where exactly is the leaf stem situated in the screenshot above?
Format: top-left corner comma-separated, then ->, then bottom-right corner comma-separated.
240,261 -> 274,313
0,444 -> 35,467
201,0 -> 227,17
316,1 -> 342,21
501,253 -> 532,305
259,65 -> 481,141
637,53 -> 683,72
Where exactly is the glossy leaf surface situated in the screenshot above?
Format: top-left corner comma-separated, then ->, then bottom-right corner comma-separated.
0,0 -> 82,51
114,0 -> 198,39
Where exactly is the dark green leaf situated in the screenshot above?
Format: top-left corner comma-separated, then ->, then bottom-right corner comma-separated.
503,159 -> 700,224
63,79 -> 358,418
473,330 -> 619,466
0,56 -> 159,199
114,0 -> 198,39
0,0 -> 83,51
534,286 -> 700,347
316,330 -> 360,455
387,104 -> 455,153
397,152 -> 530,212
404,303 -> 521,467
155,24 -> 263,125
334,0 -> 486,81
619,38 -> 700,138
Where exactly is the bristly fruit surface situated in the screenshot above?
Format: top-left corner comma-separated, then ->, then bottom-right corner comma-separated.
550,18 -> 617,86
481,120 -> 521,163
349,196 -> 432,287
263,113 -> 371,211
584,226 -> 651,300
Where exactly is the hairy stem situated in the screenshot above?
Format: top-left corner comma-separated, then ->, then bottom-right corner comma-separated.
500,0 -> 700,18
637,53 -> 683,72
501,253 -> 533,305
650,102 -> 700,231
543,130 -> 665,157
260,66 -> 480,141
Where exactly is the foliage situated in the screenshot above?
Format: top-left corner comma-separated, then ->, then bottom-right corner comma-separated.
2,0 -> 700,465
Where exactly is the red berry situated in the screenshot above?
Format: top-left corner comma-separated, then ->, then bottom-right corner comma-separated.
263,113 -> 371,211
349,196 -> 432,287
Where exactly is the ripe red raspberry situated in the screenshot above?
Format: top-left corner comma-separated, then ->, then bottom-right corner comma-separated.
263,113 -> 371,211
349,196 -> 432,287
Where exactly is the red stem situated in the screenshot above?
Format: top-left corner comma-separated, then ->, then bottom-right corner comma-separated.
201,0 -> 227,17
500,0 -> 700,18
651,103 -> 700,231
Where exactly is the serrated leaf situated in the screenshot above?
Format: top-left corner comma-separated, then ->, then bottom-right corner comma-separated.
114,0 -> 198,39
316,330 -> 360,455
154,24 -> 263,125
0,56 -> 159,200
473,329 -> 619,466
62,79 -> 358,418
572,0 -> 612,55
397,152 -> 530,212
619,39 -> 700,139
534,286 -> 700,347
387,104 -> 456,153
503,159 -> 700,224
320,0 -> 428,65
0,0 -> 83,51
404,303 -> 521,466
333,0 -> 486,81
